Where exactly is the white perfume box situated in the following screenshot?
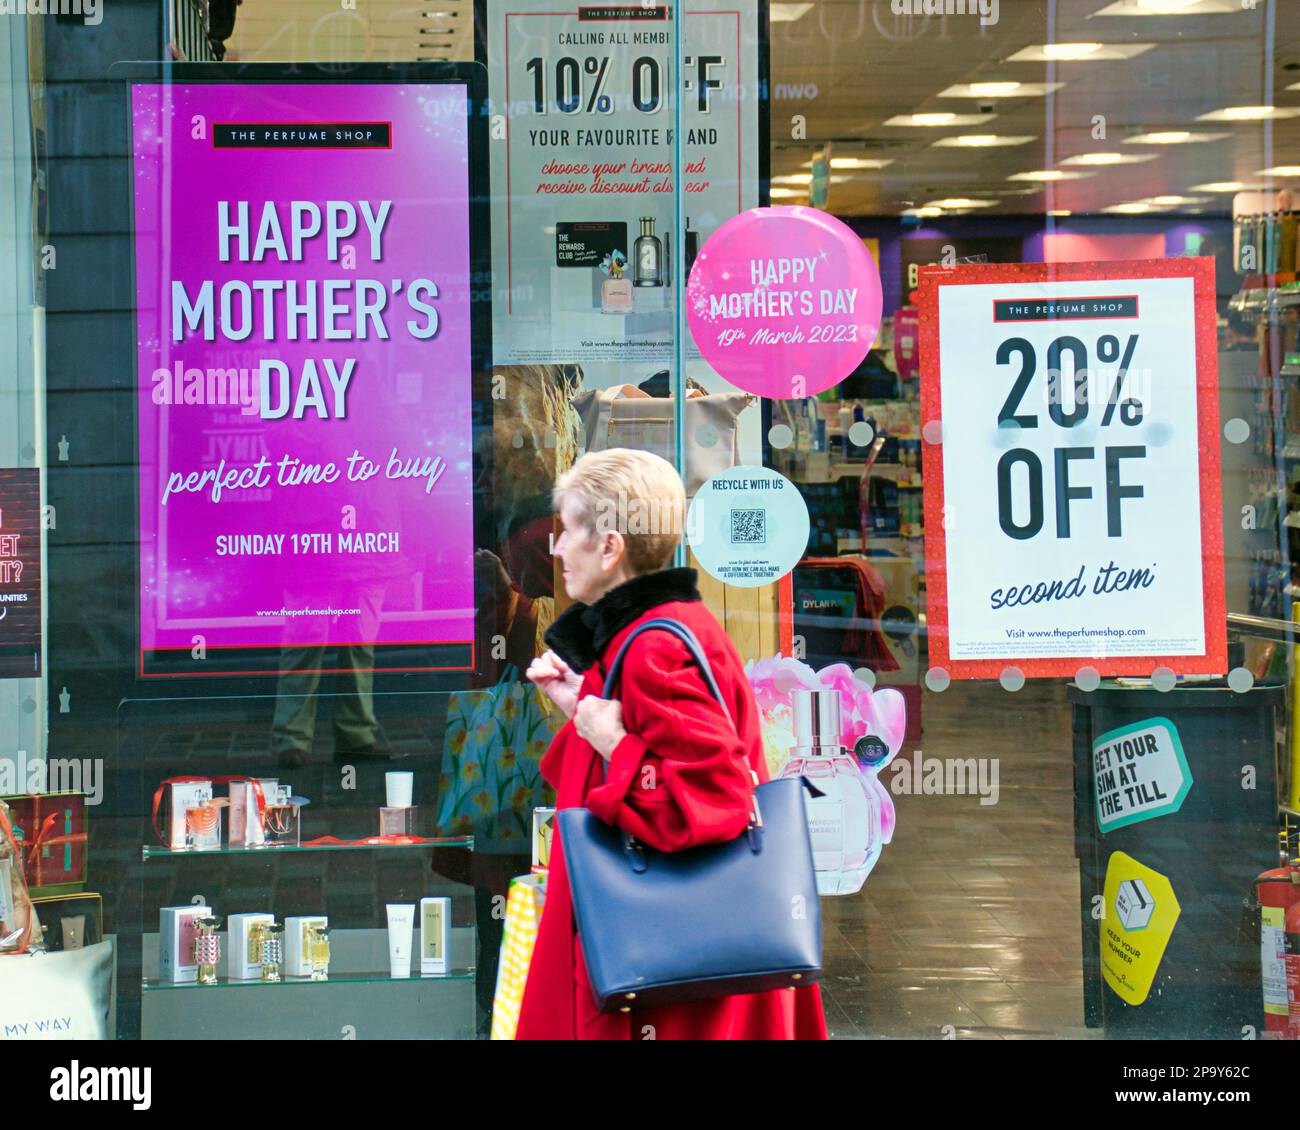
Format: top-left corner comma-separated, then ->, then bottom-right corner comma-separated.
420,897 -> 449,976
166,780 -> 214,849
229,778 -> 278,846
159,904 -> 208,983
227,912 -> 275,980
284,915 -> 327,977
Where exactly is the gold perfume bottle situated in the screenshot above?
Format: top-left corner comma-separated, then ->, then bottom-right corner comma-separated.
249,920 -> 283,982
307,923 -> 330,981
194,915 -> 222,985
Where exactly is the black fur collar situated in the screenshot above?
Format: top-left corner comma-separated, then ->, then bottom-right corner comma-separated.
544,567 -> 701,672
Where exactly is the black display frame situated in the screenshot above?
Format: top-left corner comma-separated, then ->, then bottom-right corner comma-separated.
114,60 -> 497,695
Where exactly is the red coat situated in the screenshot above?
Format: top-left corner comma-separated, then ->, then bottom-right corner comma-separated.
515,568 -> 827,1040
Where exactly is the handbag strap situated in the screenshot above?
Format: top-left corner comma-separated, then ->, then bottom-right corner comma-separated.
602,617 -> 732,729
597,617 -> 759,853
596,619 -> 827,836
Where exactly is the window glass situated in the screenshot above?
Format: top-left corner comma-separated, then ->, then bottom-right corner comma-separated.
0,0 -> 1295,1048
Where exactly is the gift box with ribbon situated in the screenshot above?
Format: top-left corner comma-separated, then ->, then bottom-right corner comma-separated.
0,792 -> 88,898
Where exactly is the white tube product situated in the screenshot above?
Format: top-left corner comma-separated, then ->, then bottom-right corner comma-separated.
386,904 -> 414,979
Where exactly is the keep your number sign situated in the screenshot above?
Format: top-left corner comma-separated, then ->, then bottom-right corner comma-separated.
919,259 -> 1226,680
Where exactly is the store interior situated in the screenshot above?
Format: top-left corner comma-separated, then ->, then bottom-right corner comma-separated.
7,0 -> 1300,1040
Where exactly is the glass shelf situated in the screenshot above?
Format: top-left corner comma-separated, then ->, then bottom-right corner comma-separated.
142,969 -> 475,991
142,836 -> 473,861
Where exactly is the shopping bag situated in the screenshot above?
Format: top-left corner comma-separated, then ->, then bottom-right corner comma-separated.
433,668 -> 559,854
571,385 -> 753,495
489,873 -> 547,1040
0,940 -> 114,1037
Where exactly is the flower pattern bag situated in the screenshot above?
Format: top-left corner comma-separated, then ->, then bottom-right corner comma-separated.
433,667 -> 560,853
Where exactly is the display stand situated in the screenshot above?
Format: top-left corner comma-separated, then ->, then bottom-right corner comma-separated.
137,837 -> 477,1040
1069,680 -> 1285,1039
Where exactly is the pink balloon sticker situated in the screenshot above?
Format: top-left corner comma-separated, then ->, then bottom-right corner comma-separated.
686,206 -> 883,399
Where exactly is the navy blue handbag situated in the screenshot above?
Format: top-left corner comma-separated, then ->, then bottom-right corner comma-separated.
557,618 -> 822,1013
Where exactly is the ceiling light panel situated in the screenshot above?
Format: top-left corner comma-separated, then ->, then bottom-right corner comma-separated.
884,112 -> 994,127
937,82 -> 1063,99
1093,0 -> 1238,14
1122,130 -> 1229,145
1006,43 -> 1155,62
1008,170 -> 1095,182
1059,152 -> 1158,166
932,134 -> 1036,148
770,3 -> 814,21
1197,105 -> 1300,121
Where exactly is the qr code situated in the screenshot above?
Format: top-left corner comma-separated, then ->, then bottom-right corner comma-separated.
730,508 -> 767,545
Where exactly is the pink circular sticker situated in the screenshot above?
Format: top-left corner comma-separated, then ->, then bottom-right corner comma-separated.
687,206 -> 882,398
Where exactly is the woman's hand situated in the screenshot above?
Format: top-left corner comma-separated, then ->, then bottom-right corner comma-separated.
574,695 -> 627,760
526,649 -> 583,719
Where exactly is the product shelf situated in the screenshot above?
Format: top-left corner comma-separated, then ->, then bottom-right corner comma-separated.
141,835 -> 473,861
812,459 -> 921,484
142,969 -> 475,991
1230,286 -> 1300,315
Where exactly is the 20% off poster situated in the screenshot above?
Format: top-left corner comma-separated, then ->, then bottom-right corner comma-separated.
919,259 -> 1226,679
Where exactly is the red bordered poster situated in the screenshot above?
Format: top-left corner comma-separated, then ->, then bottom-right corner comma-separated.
918,258 -> 1225,680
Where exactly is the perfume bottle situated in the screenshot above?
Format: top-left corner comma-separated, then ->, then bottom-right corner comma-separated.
184,801 -> 223,851
307,923 -> 330,981
634,216 -> 663,287
601,259 -> 633,314
193,914 -> 222,985
249,920 -> 283,982
779,688 -> 880,896
262,786 -> 301,847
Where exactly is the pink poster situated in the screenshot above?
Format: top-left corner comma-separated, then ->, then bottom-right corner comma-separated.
131,83 -> 476,675
686,206 -> 882,398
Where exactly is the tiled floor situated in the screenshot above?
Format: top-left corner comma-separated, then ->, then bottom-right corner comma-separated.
818,679 -> 1100,1039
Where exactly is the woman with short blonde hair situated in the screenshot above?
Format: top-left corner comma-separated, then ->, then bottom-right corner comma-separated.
551,448 -> 685,576
518,448 -> 827,1041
